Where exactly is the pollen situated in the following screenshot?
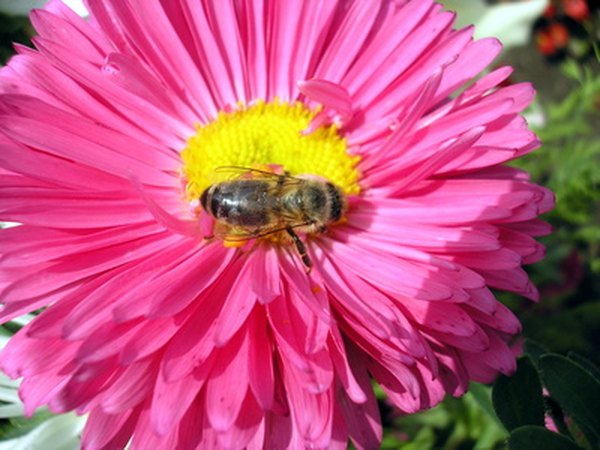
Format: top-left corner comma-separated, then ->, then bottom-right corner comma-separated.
181,99 -> 360,202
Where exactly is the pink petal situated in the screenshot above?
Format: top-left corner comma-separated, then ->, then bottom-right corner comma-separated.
315,1 -> 382,84
435,38 -> 503,100
118,317 -> 183,365
330,240 -> 458,302
49,357 -> 121,413
342,0 -> 435,94
200,1 -> 248,103
216,392 -> 264,449
0,134 -> 123,191
97,358 -> 157,414
351,6 -> 452,112
144,244 -> 235,320
404,301 -> 478,337
75,319 -> 144,364
87,1 -> 216,120
267,295 -> 334,394
81,407 -> 139,450
283,362 -> 334,448
238,0 -> 267,99
130,405 -> 179,450
0,114 -> 177,186
250,247 -> 281,304
278,253 -> 331,354
150,368 -> 205,437
205,330 -> 250,432
338,346 -> 382,450
160,297 -> 221,382
213,255 -> 258,347
30,9 -> 106,63
298,79 -> 352,120
367,358 -> 422,414
247,310 -> 275,410
328,326 -> 367,404
19,372 -> 70,417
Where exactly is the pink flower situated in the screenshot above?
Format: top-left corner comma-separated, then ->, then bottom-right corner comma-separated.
0,0 -> 553,448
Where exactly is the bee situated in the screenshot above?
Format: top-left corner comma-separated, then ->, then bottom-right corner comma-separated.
200,166 -> 347,271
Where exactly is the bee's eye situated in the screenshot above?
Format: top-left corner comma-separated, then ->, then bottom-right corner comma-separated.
200,188 -> 210,210
326,183 -> 345,222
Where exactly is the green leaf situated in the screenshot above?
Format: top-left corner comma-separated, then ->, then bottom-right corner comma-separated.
524,340 -> 549,367
0,409 -> 53,440
492,357 -> 545,431
468,382 -> 498,421
391,426 -> 435,450
540,354 -> 600,448
561,59 -> 583,82
567,352 -> 600,384
508,426 -> 583,450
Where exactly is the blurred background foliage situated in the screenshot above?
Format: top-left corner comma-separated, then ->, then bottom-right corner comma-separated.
0,13 -> 32,65
0,0 -> 599,449
513,59 -> 600,359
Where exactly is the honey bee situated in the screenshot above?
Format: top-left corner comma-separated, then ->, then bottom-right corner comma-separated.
200,166 -> 347,270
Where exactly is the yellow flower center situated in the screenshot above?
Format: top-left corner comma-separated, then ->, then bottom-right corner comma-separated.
181,99 -> 360,202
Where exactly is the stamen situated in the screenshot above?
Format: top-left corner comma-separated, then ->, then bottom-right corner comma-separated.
181,99 -> 360,203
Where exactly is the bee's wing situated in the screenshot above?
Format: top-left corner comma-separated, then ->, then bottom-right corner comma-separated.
213,219 -> 316,242
214,165 -> 303,183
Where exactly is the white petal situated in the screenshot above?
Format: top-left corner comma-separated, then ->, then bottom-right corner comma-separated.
60,0 -> 88,17
0,404 -> 24,419
0,0 -> 46,16
475,0 -> 549,47
442,0 -> 549,48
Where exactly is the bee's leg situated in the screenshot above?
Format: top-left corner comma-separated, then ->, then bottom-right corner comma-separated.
285,227 -> 312,272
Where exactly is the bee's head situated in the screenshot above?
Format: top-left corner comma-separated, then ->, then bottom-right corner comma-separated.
326,182 -> 347,223
200,187 -> 210,211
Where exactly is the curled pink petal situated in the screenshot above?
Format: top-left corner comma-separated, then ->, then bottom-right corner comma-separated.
298,78 -> 353,120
